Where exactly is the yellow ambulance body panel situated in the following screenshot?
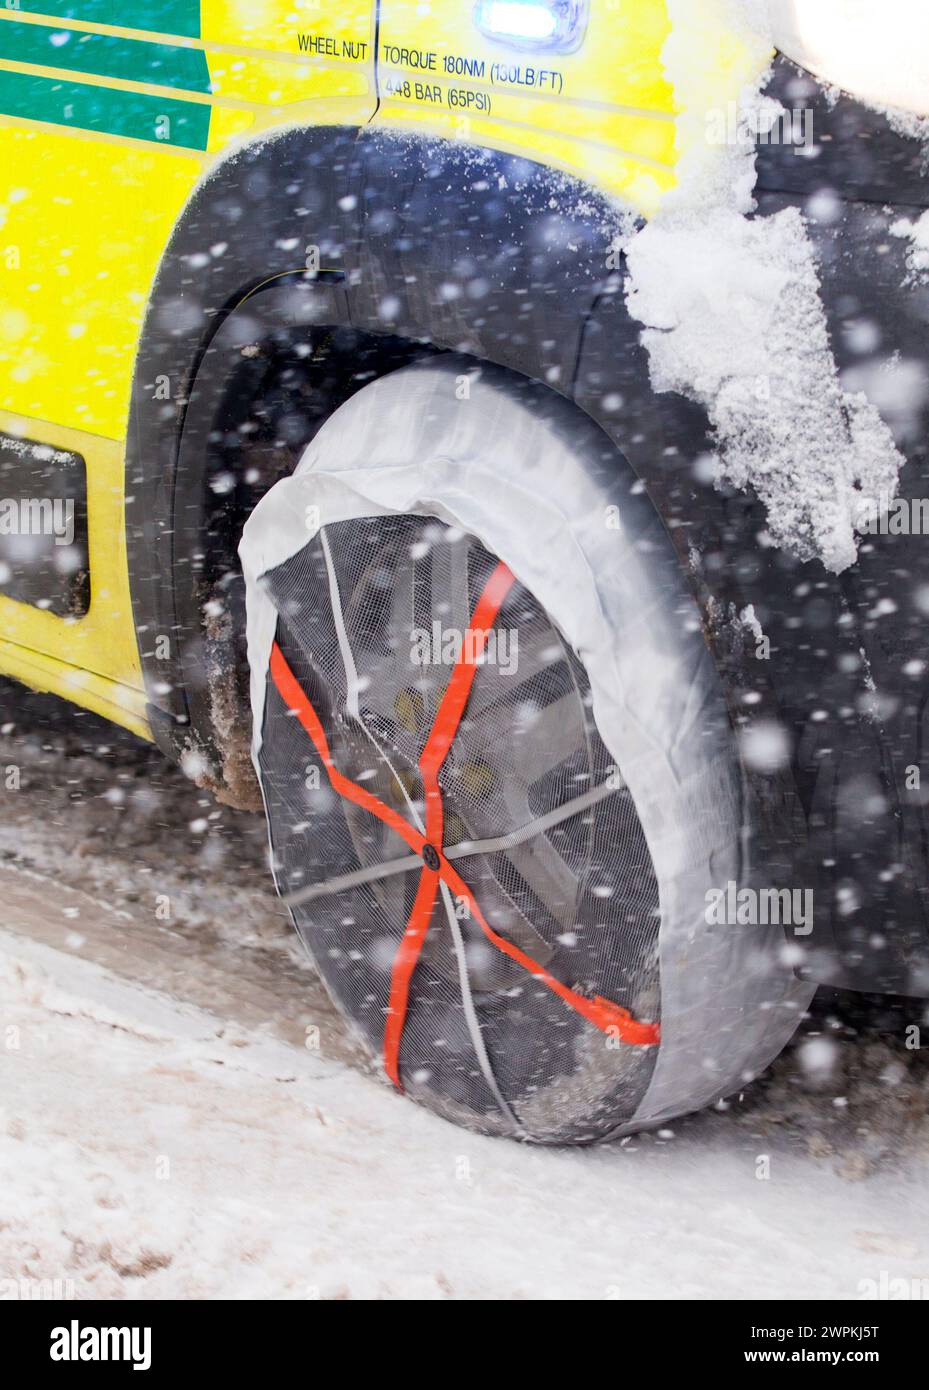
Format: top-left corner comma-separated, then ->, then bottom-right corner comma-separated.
0,1 -> 768,738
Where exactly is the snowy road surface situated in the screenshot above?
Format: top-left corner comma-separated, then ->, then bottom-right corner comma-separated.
2,866 -> 928,1301
1,684 -> 928,1299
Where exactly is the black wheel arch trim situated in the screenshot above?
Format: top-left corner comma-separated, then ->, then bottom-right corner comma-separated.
126,125 -> 759,741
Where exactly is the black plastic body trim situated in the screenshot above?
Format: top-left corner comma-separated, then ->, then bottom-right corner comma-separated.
0,431 -> 89,617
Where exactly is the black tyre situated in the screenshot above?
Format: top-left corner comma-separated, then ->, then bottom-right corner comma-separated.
242,359 -> 813,1143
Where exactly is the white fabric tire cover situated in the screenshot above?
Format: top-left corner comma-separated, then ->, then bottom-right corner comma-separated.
240,358 -> 812,1142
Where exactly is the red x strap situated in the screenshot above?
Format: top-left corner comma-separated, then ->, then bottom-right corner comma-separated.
269,558 -> 660,1092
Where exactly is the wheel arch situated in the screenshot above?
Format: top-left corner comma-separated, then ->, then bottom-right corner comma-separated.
124,124 -> 787,839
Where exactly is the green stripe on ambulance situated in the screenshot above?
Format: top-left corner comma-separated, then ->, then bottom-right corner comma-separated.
0,68 -> 210,148
6,2 -> 200,40
0,19 -> 210,92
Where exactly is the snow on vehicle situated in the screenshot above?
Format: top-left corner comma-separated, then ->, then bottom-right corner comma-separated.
0,1 -> 927,1140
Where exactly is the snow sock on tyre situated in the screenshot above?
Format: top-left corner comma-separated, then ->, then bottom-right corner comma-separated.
240,359 -> 813,1143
